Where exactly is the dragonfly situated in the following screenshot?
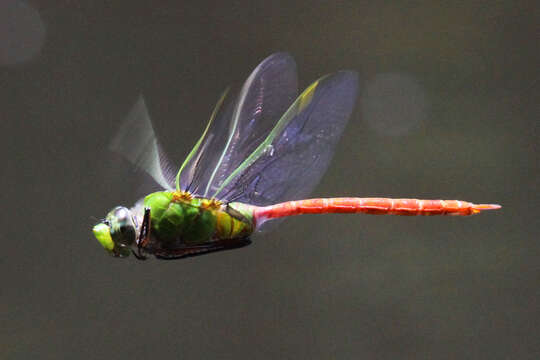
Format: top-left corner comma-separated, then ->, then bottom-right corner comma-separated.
92,53 -> 500,260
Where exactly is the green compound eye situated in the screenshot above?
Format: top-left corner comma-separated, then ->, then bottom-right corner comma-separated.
93,223 -> 114,252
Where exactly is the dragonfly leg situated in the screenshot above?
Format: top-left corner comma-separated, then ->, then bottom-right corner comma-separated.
154,238 -> 252,260
134,207 -> 151,260
132,249 -> 146,260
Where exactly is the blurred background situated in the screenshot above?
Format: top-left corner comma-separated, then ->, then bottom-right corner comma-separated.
2,1 -> 538,359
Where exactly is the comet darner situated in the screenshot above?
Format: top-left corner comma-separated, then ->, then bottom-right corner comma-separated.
92,53 -> 500,259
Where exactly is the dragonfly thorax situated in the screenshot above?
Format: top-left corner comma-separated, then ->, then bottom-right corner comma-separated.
141,191 -> 254,246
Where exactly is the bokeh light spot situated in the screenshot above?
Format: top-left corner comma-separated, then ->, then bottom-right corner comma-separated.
0,0 -> 45,65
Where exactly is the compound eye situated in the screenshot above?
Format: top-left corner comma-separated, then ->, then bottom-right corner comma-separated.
109,206 -> 136,246
114,207 -> 130,223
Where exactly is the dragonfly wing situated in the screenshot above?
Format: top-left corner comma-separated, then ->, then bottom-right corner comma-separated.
110,96 -> 176,190
214,71 -> 358,206
179,52 -> 298,196
177,88 -> 236,192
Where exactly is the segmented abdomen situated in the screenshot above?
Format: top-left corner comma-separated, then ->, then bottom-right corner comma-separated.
253,198 -> 500,225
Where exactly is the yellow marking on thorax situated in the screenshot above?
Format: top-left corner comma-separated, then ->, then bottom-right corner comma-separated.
200,198 -> 222,210
216,210 -> 234,239
215,208 -> 251,240
172,191 -> 193,203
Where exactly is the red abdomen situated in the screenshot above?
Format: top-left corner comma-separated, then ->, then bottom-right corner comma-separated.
253,197 -> 500,225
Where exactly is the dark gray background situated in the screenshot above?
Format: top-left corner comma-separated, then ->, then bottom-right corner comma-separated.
2,1 -> 538,359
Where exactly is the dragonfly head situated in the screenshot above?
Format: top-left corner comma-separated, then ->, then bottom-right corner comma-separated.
93,206 -> 137,258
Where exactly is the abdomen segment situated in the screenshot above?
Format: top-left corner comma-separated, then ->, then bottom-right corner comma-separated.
253,198 -> 501,225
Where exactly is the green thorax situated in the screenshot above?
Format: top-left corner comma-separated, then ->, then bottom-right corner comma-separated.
143,191 -> 255,246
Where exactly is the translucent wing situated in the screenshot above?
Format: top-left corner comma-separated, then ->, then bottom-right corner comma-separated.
178,53 -> 298,196
176,89 -> 236,192
110,96 -> 175,190
213,71 -> 358,206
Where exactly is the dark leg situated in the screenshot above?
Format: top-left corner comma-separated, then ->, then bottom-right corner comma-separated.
154,238 -> 252,260
134,207 -> 151,260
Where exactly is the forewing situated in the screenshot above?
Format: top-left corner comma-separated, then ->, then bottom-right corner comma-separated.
179,53 -> 298,196
176,89 -> 234,191
109,96 -> 175,190
214,71 -> 358,206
